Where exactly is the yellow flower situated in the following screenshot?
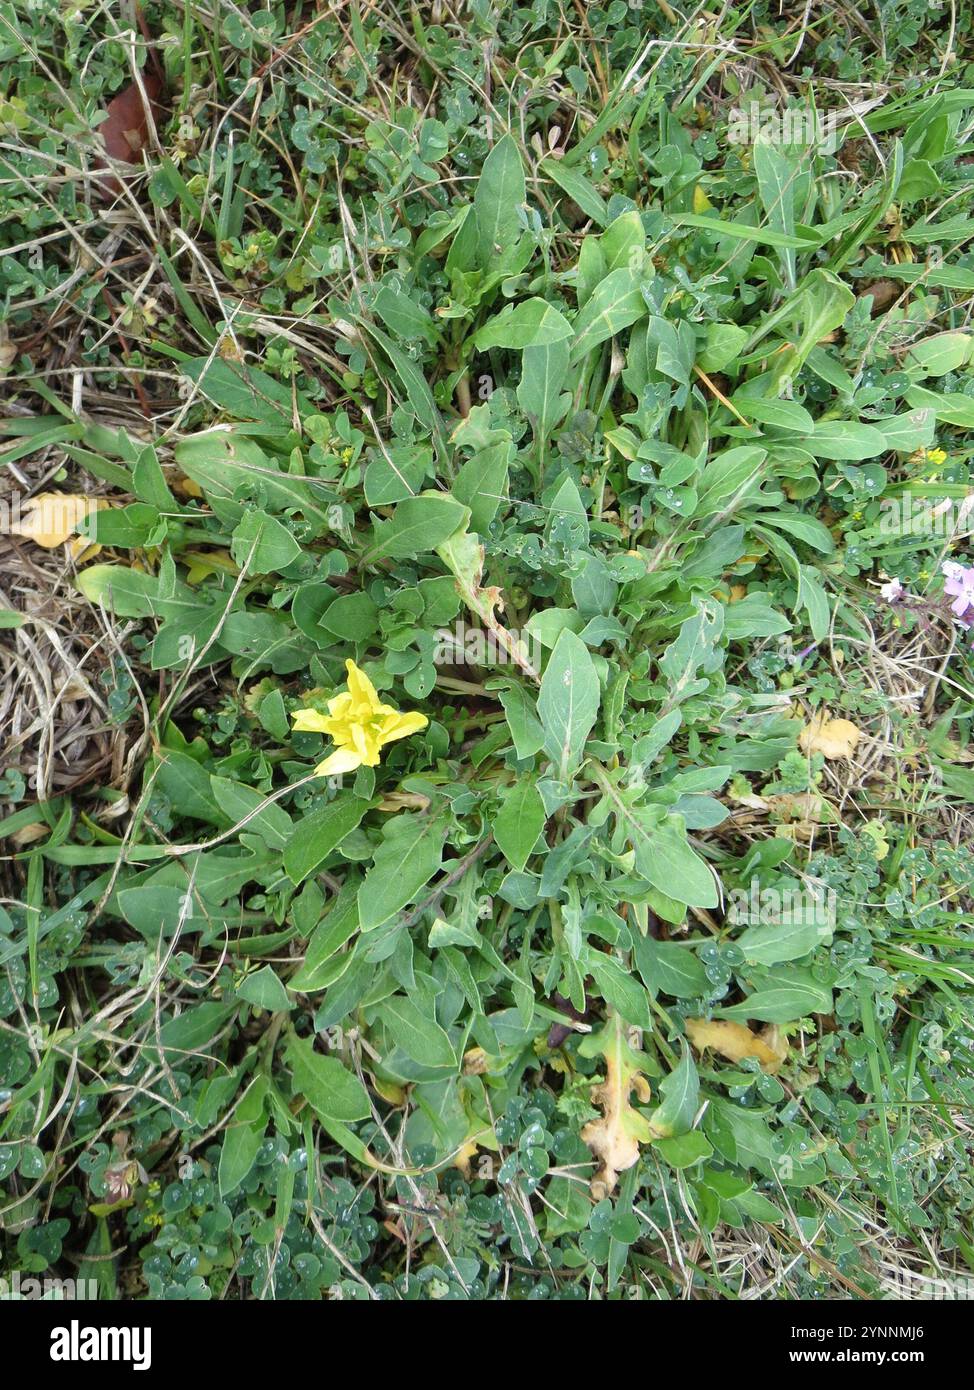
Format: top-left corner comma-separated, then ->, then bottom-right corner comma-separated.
926,447 -> 947,466
292,659 -> 428,777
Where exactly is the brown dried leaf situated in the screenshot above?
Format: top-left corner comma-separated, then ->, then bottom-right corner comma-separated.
858,279 -> 900,314
11,823 -> 51,848
95,72 -> 164,194
767,791 -> 835,823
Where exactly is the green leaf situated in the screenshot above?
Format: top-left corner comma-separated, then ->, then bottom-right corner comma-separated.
154,750 -> 229,827
218,1117 -> 266,1197
358,814 -> 447,931
453,441 -> 511,532
632,818 -> 719,910
373,284 -> 438,345
753,140 -> 799,289
284,798 -> 369,884
796,420 -> 887,460
174,429 -> 336,530
230,509 -> 302,574
369,493 -> 469,560
934,761 -> 974,800
906,385 -> 974,428
493,780 -> 546,871
873,408 -> 935,452
735,916 -> 826,966
286,1033 -> 371,1121
289,879 -> 360,992
318,591 -> 379,641
498,683 -> 545,758
774,270 -> 855,387
570,267 -> 648,362
655,1131 -> 713,1168
76,565 -> 168,618
538,629 -> 601,781
474,134 -> 526,267
797,564 -> 831,641
236,965 -> 292,1012
671,213 -> 817,248
473,298 -> 573,351
584,952 -> 652,1030
363,444 -> 429,506
758,512 -> 835,553
738,397 -> 814,433
362,323 -> 447,460
181,358 -> 313,425
158,1002 -> 237,1057
719,976 -> 833,1023
517,339 -> 571,446
377,995 -> 457,1069
540,156 -> 608,224
697,322 -> 749,374
208,776 -> 293,850
650,1044 -> 699,1138
906,332 -> 973,378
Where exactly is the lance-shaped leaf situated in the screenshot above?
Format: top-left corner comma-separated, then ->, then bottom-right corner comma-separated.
358,813 -> 447,931
286,1033 -> 371,1122
537,629 -> 600,781
570,267 -> 648,362
517,338 -> 571,446
368,492 -> 470,561
284,797 -> 369,885
648,1043 -> 699,1139
474,134 -> 526,267
473,298 -> 573,351
493,779 -> 546,871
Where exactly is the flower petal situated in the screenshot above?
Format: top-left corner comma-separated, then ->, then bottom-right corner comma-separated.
351,722 -> 382,766
291,707 -> 333,733
344,659 -> 380,713
378,711 -> 429,744
315,747 -> 363,776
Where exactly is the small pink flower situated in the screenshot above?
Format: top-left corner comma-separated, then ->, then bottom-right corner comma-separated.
942,560 -> 974,629
880,578 -> 905,602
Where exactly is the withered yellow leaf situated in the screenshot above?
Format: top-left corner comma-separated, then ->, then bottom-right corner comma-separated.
579,1015 -> 652,1199
10,493 -> 109,559
378,791 -> 431,813
686,1018 -> 788,1074
799,711 -> 861,760
182,549 -> 240,585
